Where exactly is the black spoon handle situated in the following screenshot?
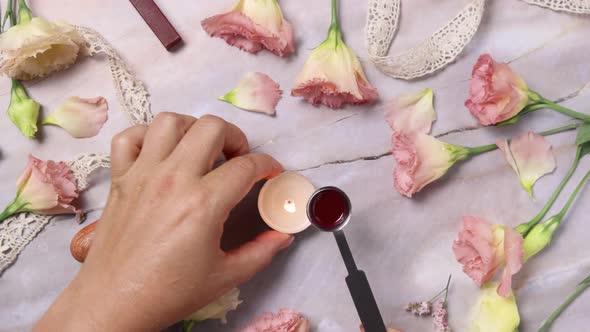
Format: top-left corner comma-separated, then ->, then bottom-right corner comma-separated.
334,232 -> 387,332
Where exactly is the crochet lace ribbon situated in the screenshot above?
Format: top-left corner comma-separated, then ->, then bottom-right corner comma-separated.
0,27 -> 152,274
365,0 -> 589,80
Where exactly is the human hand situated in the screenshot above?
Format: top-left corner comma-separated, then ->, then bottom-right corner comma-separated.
35,113 -> 293,332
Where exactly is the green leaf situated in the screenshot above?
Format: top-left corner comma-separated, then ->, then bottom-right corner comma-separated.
576,124 -> 590,146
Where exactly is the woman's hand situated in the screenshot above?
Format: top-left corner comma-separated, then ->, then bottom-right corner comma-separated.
35,113 -> 293,332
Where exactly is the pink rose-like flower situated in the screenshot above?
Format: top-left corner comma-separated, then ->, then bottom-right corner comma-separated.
453,216 -> 524,297
201,0 -> 295,57
240,309 -> 309,332
465,54 -> 530,125
42,97 -> 109,138
291,27 -> 378,109
385,88 -> 436,135
392,132 -> 470,197
0,155 -> 80,222
497,131 -> 556,198
219,72 -> 282,115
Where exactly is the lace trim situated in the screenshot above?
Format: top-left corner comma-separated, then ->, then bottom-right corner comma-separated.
522,0 -> 590,13
365,0 -> 588,80
0,153 -> 111,274
365,0 -> 486,80
75,26 -> 153,125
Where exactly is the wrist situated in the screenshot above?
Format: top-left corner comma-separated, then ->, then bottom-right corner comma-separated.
34,271 -> 159,332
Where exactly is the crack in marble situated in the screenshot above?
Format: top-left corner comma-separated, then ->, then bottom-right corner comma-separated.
251,113 -> 359,151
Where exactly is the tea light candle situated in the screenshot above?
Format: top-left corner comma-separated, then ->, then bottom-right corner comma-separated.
258,172 -> 315,234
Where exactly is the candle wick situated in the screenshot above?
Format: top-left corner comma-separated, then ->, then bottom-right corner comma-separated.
283,199 -> 297,213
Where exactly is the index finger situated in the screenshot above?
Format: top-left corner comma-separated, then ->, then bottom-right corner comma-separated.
203,153 -> 283,213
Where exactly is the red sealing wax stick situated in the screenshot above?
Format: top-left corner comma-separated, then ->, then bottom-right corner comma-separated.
129,0 -> 182,50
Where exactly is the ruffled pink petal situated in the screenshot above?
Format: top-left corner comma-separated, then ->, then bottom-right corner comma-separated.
391,133 -> 419,197
201,11 -> 294,57
240,309 -> 309,332
453,216 -> 498,287
497,227 -> 524,297
220,72 -> 282,115
465,54 -> 529,125
291,74 -> 378,109
497,132 -> 556,197
384,89 -> 436,135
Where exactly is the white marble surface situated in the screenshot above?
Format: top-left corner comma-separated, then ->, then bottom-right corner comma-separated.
1,0 -> 590,331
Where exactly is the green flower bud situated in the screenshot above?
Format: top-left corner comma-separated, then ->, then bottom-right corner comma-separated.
523,216 -> 561,261
7,80 -> 40,138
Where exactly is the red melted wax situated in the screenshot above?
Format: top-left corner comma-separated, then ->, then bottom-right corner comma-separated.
310,189 -> 350,231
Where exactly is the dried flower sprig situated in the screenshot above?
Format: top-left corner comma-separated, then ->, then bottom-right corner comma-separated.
406,275 -> 452,317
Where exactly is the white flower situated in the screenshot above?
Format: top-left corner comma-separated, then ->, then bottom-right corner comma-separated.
0,17 -> 85,80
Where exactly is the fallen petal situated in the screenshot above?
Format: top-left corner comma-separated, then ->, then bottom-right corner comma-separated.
42,97 -> 109,138
220,72 -> 282,115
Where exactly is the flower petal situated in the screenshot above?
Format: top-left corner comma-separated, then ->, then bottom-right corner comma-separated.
220,72 -> 282,115
497,227 -> 524,298
43,97 -> 109,138
385,88 -> 436,134
497,132 -> 556,198
468,282 -> 520,332
240,309 -> 309,332
201,0 -> 295,57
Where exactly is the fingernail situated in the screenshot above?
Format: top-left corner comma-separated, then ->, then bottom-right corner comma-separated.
279,235 -> 294,250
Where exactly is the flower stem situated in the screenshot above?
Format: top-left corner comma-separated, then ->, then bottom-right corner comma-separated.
538,274 -> 590,332
555,168 -> 590,220
330,0 -> 338,30
515,146 -> 582,236
0,197 -> 27,222
17,0 -> 32,23
429,274 -> 452,303
466,123 -> 580,157
2,0 -> 16,30
182,320 -> 195,332
538,96 -> 590,122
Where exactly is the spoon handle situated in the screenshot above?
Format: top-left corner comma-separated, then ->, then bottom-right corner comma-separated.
346,270 -> 388,332
334,232 -> 387,332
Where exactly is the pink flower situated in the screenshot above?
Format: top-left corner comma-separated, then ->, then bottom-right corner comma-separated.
392,133 -> 470,197
465,54 -> 530,125
42,97 -> 109,138
0,155 -> 80,222
291,27 -> 378,109
201,0 -> 295,57
240,309 -> 309,332
452,216 -> 524,297
497,132 -> 556,198
219,72 -> 282,115
385,88 -> 436,135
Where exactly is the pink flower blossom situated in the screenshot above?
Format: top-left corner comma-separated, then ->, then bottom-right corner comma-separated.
219,72 -> 282,115
432,299 -> 450,332
497,131 -> 556,198
392,133 -> 470,197
465,54 -> 530,125
240,309 -> 309,332
201,0 -> 295,57
0,155 -> 80,222
452,216 -> 524,297
42,97 -> 109,138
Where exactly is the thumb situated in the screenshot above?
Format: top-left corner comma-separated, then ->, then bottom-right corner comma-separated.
222,231 -> 294,286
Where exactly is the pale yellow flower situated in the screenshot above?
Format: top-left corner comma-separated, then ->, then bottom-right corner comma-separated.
0,17 -> 85,80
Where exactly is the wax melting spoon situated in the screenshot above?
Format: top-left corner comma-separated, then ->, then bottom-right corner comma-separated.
307,187 -> 387,332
